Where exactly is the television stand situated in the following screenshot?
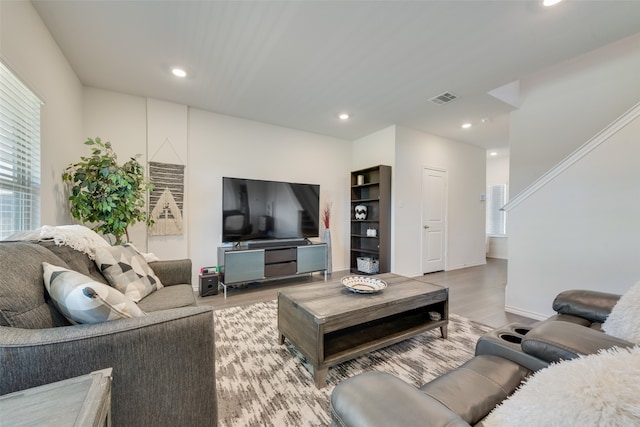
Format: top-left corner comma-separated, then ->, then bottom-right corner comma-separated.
217,242 -> 328,298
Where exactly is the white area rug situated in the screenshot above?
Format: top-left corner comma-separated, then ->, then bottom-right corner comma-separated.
214,300 -> 491,427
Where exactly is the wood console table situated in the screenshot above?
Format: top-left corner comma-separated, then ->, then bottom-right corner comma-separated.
277,274 -> 448,388
0,368 -> 112,426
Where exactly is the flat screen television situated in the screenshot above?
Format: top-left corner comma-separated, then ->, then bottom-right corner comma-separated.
222,177 -> 320,243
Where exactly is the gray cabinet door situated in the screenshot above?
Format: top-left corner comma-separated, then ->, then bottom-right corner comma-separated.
297,244 -> 327,273
224,249 -> 265,283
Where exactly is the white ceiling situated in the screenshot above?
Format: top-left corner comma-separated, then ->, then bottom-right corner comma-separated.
32,1 -> 640,156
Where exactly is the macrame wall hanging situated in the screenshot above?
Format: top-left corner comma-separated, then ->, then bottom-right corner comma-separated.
148,139 -> 185,236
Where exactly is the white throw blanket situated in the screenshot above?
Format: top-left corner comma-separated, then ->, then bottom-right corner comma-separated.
6,225 -> 110,259
5,225 -> 159,262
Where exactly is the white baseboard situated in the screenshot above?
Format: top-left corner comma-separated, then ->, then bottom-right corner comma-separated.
404,271 -> 425,278
445,260 -> 487,271
401,261 -> 487,277
505,305 -> 549,321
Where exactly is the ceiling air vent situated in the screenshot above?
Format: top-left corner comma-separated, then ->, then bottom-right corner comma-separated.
429,92 -> 458,105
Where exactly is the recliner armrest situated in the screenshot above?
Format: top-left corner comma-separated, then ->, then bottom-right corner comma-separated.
552,289 -> 620,323
522,320 -> 633,364
330,372 -> 470,427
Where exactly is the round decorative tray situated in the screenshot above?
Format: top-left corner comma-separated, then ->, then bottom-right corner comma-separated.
341,276 -> 387,294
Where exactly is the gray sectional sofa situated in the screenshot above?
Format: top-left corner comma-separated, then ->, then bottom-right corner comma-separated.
0,240 -> 217,426
330,289 -> 638,426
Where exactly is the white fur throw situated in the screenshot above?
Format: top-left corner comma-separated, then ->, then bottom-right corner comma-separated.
602,281 -> 640,344
484,346 -> 640,427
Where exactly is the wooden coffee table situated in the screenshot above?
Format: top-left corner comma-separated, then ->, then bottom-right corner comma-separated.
277,273 -> 448,388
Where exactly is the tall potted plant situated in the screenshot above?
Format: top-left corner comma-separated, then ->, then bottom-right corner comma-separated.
62,137 -> 153,245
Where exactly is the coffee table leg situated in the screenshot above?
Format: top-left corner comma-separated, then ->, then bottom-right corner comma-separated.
278,333 -> 285,345
313,366 -> 328,389
440,324 -> 448,339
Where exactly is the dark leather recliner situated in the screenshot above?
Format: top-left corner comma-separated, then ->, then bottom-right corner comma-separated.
329,289 -> 634,427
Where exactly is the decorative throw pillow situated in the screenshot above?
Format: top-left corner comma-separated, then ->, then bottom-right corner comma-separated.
42,262 -> 146,324
483,346 -> 640,427
94,244 -> 163,302
602,281 -> 640,344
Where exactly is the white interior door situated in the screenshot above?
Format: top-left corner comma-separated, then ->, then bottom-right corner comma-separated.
422,168 -> 447,273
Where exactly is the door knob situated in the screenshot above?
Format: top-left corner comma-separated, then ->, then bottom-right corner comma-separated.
424,226 -> 430,229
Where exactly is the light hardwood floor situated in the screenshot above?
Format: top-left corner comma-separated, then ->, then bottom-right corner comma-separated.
196,258 -> 536,328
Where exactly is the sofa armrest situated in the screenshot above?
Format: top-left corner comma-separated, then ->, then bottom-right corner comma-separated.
330,372 -> 470,427
0,306 -> 216,426
149,258 -> 192,286
522,320 -> 634,364
552,289 -> 620,323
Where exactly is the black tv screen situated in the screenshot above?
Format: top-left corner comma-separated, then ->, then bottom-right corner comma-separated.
222,177 -> 320,242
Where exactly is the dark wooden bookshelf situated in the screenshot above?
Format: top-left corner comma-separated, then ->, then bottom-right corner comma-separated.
350,165 -> 391,274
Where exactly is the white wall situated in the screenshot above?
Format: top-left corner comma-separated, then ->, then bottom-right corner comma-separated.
486,236 -> 507,260
0,0 -> 84,227
352,126 -> 396,171
394,126 -> 486,276
487,156 -> 509,187
507,34 -> 640,319
83,88 -> 149,247
510,33 -> 640,195
187,108 -> 352,284
146,98 -> 189,259
507,113 -> 640,319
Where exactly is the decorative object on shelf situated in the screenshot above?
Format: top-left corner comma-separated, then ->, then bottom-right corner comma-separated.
321,201 -> 332,273
429,311 -> 442,321
62,137 -> 154,245
366,227 -> 377,237
354,204 -> 367,220
357,175 -> 365,185
341,275 -> 387,294
356,256 -> 379,274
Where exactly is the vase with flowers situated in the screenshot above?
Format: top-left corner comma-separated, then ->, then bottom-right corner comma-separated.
321,201 -> 332,273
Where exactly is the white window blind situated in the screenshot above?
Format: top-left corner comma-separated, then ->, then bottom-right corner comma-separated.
486,184 -> 507,236
0,62 -> 42,239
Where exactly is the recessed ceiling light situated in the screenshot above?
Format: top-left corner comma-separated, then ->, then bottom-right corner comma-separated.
339,113 -> 350,120
543,0 -> 563,6
461,123 -> 472,129
489,152 -> 498,156
172,68 -> 187,78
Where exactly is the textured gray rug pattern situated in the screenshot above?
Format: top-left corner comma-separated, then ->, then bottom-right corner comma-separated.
214,300 -> 492,427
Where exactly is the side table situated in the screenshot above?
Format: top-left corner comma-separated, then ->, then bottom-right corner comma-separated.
0,368 -> 112,426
